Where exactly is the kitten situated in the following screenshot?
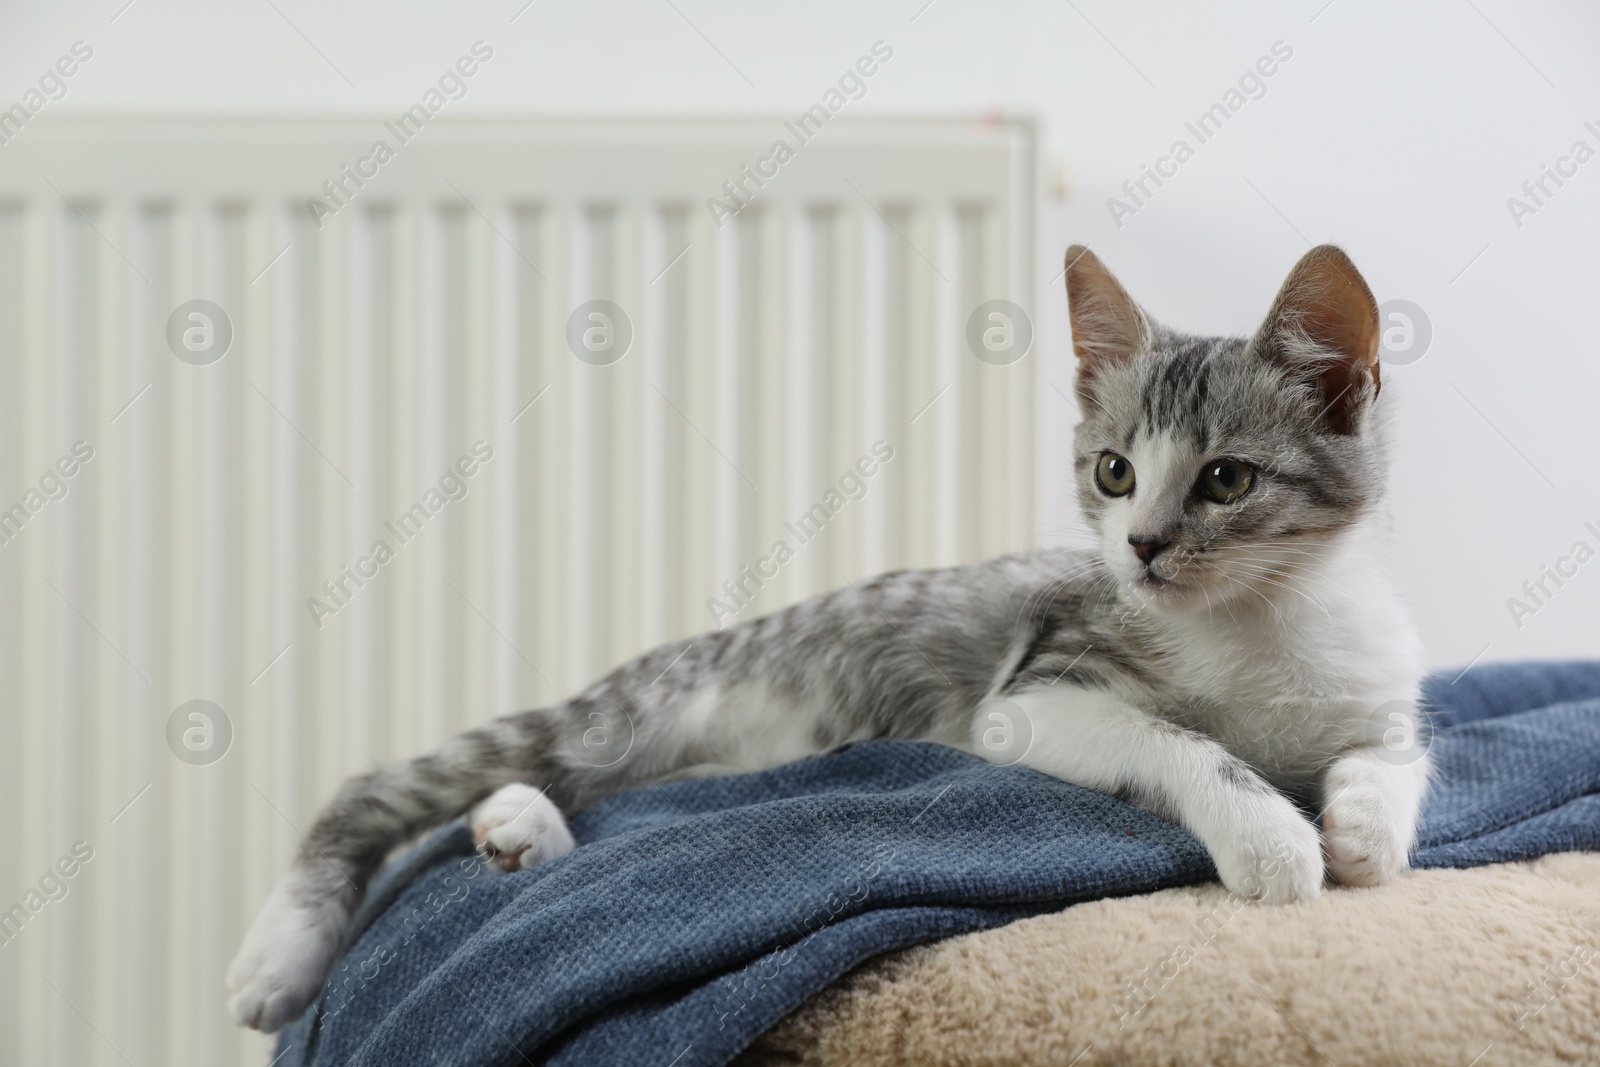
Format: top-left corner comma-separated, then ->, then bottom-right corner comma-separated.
228,244 -> 1427,1032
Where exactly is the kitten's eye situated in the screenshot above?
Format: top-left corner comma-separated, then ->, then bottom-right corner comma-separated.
1095,453 -> 1135,497
1199,460 -> 1255,504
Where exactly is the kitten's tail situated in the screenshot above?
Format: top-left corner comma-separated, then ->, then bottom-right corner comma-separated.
226,705 -> 570,1031
230,619 -> 734,1031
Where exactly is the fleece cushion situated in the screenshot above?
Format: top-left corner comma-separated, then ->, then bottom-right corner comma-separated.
739,852 -> 1600,1067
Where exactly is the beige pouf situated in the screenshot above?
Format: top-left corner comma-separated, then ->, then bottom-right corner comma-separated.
739,853 -> 1600,1067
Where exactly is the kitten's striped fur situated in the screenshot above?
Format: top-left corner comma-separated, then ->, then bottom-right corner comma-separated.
228,244 -> 1428,1032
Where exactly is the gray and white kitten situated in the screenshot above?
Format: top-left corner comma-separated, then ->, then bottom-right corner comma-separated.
228,244 -> 1427,1032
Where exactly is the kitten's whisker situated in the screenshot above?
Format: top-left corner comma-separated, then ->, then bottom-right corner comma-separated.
1223,557 -> 1339,621
1217,570 -> 1354,688
1239,570 -> 1334,622
1239,539 -> 1386,571
1021,556 -> 1119,627
1017,560 -> 1105,628
1217,569 -> 1288,626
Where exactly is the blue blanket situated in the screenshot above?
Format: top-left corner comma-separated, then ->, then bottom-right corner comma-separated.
276,662 -> 1600,1066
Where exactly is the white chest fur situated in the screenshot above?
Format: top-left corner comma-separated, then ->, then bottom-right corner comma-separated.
1142,528 -> 1423,787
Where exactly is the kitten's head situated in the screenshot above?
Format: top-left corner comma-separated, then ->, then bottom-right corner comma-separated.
1066,243 -> 1385,612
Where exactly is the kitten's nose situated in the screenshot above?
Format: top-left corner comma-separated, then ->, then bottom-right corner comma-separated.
1128,534 -> 1171,565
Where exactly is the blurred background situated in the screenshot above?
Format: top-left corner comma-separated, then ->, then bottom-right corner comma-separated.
1,1 -> 1597,1064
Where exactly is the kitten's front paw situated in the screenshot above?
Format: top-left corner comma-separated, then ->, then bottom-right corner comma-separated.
1321,758 -> 1414,886
226,884 -> 344,1032
472,783 -> 575,872
1209,795 -> 1324,905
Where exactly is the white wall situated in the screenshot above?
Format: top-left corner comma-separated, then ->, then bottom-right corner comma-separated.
8,0 -> 1598,670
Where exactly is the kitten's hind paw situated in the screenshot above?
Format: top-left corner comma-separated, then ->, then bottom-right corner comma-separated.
472,783 -> 575,872
226,884 -> 345,1032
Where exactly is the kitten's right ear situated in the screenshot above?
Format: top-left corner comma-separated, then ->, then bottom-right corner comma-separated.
1065,245 -> 1149,401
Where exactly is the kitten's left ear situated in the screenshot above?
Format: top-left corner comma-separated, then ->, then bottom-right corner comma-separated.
1250,244 -> 1380,434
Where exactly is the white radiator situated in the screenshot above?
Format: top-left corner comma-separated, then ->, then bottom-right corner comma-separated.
0,115 -> 1046,1066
